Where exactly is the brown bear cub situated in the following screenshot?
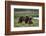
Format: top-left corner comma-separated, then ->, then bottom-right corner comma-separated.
28,18 -> 33,24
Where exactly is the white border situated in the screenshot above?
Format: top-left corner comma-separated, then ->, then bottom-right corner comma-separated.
11,5 -> 42,31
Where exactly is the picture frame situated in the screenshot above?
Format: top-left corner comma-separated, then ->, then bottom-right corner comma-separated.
5,1 -> 45,35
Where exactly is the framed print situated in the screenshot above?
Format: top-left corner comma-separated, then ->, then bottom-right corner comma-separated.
5,1 -> 45,35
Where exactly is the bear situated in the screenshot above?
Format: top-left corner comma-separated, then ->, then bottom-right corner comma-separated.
18,16 -> 23,23
28,17 -> 33,24
25,16 -> 29,23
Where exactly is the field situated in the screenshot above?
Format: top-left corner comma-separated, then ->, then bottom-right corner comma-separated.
14,13 -> 39,27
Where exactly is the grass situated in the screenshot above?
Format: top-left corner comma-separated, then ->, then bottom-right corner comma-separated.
14,19 -> 39,27
14,13 -> 39,18
14,13 -> 39,27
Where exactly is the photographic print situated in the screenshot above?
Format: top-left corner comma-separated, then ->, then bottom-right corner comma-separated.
14,8 -> 39,27
5,1 -> 45,35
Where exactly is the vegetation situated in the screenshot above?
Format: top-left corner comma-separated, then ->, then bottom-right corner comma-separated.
14,13 -> 39,27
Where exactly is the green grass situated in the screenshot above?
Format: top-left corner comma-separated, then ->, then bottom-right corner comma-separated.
14,13 -> 39,27
14,19 -> 39,27
14,17 -> 39,27
14,13 -> 38,17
